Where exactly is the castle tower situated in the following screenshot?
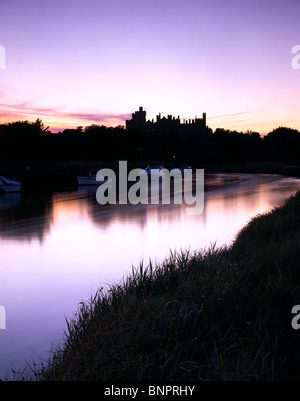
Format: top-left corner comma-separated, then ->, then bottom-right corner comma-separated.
126,106 -> 146,132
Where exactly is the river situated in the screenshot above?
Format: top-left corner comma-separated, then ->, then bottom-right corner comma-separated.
0,172 -> 300,378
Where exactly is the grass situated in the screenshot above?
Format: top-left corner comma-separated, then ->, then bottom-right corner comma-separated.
35,191 -> 300,381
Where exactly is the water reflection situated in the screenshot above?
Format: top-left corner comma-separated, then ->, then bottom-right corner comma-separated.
1,173 -> 298,246
0,192 -> 53,243
0,173 -> 300,377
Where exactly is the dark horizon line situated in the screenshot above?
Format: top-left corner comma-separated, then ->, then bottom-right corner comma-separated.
2,118 -> 300,138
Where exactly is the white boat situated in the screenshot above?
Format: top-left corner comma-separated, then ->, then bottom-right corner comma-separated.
181,165 -> 192,172
0,176 -> 22,193
180,166 -> 193,175
77,170 -> 112,186
143,164 -> 165,176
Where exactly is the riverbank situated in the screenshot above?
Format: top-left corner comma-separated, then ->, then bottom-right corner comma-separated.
35,189 -> 300,381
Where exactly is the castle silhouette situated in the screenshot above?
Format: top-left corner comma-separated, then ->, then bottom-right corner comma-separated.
126,107 -> 207,136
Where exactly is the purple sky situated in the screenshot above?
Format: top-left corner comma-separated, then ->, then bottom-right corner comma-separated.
0,0 -> 300,133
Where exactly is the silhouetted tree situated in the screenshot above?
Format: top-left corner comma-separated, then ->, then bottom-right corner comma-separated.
0,119 -> 51,164
1,117 -> 300,166
263,127 -> 300,161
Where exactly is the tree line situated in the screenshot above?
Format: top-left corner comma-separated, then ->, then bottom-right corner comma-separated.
0,119 -> 300,165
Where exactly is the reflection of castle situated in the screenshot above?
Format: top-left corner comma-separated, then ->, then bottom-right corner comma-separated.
126,107 -> 207,136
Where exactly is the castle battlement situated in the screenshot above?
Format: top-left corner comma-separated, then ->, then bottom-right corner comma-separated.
126,107 -> 207,136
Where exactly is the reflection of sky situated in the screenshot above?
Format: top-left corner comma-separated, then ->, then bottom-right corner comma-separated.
1,174 -> 300,377
0,0 -> 300,133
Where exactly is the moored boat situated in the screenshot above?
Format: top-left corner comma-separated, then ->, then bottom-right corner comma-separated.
77,170 -> 112,186
143,164 -> 165,176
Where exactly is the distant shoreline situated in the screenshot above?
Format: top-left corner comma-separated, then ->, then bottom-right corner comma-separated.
1,161 -> 300,192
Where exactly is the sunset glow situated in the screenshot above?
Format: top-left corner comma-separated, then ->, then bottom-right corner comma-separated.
0,0 -> 300,134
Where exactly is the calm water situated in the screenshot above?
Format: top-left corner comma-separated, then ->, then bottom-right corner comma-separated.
0,173 -> 300,378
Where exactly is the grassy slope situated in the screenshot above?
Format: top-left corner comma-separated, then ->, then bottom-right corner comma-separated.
40,191 -> 300,381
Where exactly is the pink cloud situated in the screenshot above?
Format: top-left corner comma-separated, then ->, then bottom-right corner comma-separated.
0,102 -> 131,131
